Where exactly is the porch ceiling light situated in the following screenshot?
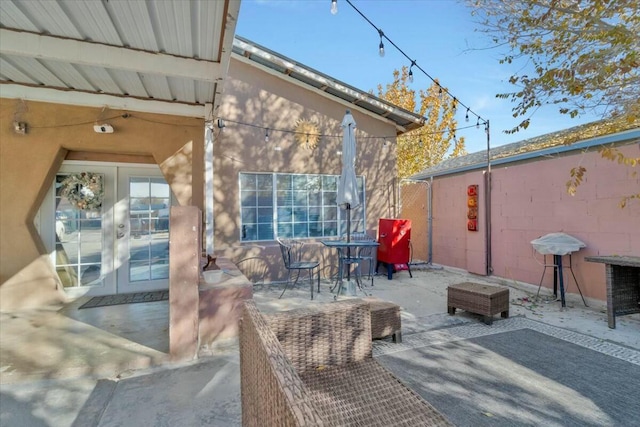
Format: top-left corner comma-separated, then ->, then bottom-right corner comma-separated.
94,124 -> 114,133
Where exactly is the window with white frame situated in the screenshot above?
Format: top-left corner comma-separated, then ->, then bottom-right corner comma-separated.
240,172 -> 365,242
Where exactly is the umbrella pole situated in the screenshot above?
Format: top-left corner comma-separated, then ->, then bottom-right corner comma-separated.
346,203 -> 351,283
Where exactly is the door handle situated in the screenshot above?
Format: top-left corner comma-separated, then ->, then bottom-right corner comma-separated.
118,224 -> 125,228
117,232 -> 125,239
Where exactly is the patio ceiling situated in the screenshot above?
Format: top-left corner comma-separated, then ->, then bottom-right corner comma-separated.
0,0 -> 240,118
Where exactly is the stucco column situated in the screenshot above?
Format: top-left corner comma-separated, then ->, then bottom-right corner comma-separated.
169,206 -> 201,361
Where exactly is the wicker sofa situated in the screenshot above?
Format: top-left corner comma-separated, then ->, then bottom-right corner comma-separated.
239,299 -> 453,426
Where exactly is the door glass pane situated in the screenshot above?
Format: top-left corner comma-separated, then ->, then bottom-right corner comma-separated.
128,176 -> 170,282
54,173 -> 103,288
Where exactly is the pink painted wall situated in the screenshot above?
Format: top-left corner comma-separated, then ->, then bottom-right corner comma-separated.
431,141 -> 639,302
432,172 -> 487,275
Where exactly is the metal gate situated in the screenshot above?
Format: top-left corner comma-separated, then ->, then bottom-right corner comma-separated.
398,179 -> 433,265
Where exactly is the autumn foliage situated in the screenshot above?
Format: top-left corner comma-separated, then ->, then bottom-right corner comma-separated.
377,66 -> 466,178
468,0 -> 639,134
469,0 -> 639,206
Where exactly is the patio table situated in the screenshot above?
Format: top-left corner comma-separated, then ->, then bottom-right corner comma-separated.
585,255 -> 640,328
321,239 -> 379,298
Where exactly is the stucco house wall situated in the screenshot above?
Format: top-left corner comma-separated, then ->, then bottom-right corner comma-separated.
429,136 -> 639,302
212,56 -> 398,279
0,43 -> 412,309
0,99 -> 204,310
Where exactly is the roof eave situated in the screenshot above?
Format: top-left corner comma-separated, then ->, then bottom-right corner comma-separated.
232,36 -> 424,134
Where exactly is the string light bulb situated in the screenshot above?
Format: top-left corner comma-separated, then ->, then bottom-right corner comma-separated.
330,0 -> 338,15
217,118 -> 225,130
465,108 -> 470,122
265,128 -> 269,142
334,0 -> 487,140
452,97 -> 457,114
408,61 -> 416,83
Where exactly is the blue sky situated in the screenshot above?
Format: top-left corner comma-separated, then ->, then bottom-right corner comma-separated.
236,0 -> 603,154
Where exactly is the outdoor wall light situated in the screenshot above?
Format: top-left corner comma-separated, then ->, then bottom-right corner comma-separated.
93,124 -> 113,133
13,121 -> 27,135
330,0 -> 338,15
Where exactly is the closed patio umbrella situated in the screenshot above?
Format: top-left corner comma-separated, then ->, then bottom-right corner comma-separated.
337,109 -> 360,239
337,110 -> 360,287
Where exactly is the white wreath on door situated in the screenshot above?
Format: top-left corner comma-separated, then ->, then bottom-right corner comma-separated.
60,172 -> 104,211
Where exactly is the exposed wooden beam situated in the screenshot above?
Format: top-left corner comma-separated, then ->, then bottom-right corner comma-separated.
1,83 -> 204,117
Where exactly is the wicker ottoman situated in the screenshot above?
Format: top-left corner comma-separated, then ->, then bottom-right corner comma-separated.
363,298 -> 402,342
447,282 -> 509,325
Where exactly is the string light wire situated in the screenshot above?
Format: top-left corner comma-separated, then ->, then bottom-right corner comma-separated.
215,117 -> 482,142
341,0 -> 488,128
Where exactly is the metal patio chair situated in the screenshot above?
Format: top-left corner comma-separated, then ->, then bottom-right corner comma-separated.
276,237 -> 321,300
338,232 -> 376,289
236,256 -> 269,289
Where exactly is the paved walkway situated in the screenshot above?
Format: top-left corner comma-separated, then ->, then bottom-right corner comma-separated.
1,265 -> 639,426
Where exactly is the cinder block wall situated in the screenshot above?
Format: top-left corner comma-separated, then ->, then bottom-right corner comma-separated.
430,142 -> 640,301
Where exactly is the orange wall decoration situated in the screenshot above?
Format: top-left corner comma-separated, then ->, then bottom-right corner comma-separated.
467,185 -> 478,231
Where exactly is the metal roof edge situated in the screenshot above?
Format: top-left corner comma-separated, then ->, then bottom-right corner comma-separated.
413,127 -> 640,180
230,53 -> 407,133
231,36 -> 424,133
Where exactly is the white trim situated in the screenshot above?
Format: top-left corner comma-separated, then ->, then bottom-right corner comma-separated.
0,83 -> 204,117
213,0 -> 241,116
205,128 -> 214,254
0,29 -> 221,82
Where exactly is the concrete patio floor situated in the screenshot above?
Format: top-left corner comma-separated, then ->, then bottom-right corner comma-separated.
1,265 -> 639,426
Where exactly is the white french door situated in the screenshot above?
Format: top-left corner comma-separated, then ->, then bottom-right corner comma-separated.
44,162 -> 173,297
115,167 -> 171,293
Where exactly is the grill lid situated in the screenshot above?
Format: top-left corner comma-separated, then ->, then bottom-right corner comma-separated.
531,232 -> 586,255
